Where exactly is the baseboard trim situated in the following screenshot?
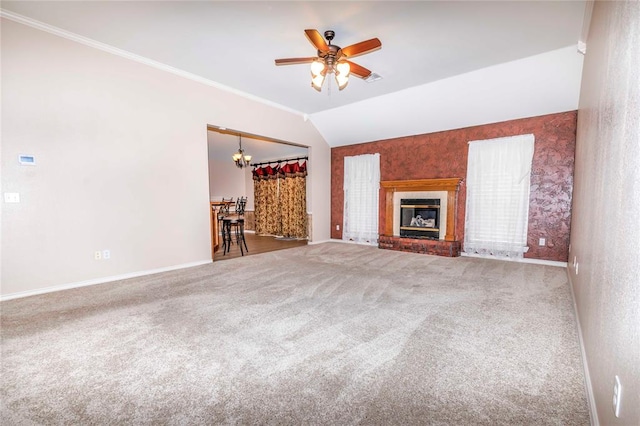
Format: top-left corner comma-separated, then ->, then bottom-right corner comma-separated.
567,270 -> 600,426
461,252 -> 568,267
328,238 -> 378,246
0,260 -> 213,302
308,239 -> 332,245
324,240 -> 569,265
310,238 -> 367,245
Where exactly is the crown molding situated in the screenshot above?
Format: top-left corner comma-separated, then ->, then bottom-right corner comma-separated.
0,9 -> 305,118
578,1 -> 594,55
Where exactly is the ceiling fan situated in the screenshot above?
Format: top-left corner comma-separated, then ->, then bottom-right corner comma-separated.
275,29 -> 382,92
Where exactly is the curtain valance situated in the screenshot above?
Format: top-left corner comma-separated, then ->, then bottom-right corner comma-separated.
253,160 -> 307,180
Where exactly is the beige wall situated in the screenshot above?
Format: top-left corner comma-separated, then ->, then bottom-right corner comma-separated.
0,19 -> 331,297
570,1 -> 640,425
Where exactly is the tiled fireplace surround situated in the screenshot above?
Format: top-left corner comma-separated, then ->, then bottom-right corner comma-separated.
331,111 -> 577,262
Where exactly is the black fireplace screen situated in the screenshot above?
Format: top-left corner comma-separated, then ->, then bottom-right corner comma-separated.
400,199 -> 440,239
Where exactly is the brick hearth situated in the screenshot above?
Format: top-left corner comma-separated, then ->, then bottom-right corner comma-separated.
379,235 -> 461,257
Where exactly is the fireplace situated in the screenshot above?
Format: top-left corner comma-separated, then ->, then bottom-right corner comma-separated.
379,178 -> 463,257
400,199 -> 440,239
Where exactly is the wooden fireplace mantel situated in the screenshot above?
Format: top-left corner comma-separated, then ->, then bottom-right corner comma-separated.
380,178 -> 463,242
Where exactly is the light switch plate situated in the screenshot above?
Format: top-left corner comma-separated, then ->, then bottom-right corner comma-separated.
4,193 -> 20,203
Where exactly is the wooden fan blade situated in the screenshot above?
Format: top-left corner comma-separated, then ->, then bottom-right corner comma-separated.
341,38 -> 382,58
275,57 -> 317,66
345,60 -> 372,79
304,29 -> 329,52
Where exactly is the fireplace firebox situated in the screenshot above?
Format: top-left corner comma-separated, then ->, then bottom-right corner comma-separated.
400,199 -> 440,239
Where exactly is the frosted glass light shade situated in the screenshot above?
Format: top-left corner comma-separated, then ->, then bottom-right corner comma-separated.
310,60 -> 325,76
336,61 -> 350,76
311,73 -> 325,91
336,74 -> 349,90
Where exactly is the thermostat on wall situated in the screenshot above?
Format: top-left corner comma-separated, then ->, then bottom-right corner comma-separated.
18,155 -> 36,165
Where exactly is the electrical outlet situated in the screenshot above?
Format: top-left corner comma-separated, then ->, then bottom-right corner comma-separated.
613,375 -> 622,417
103,250 -> 110,260
94,251 -> 102,260
336,224 -> 340,231
538,238 -> 546,246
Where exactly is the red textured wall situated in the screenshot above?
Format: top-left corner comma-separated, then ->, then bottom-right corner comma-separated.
331,111 -> 577,262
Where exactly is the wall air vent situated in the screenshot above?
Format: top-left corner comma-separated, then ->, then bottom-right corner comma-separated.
364,73 -> 383,83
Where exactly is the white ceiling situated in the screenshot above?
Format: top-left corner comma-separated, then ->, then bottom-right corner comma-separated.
2,1 -> 588,152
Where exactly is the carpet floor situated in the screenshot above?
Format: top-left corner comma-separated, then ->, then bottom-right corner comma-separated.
1,242 -> 590,425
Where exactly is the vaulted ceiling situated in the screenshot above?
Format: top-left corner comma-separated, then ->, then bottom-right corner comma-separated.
1,1 -> 588,152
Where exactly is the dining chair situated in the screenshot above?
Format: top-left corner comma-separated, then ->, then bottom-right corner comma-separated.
224,197 -> 248,255
217,198 -> 233,253
217,198 -> 233,229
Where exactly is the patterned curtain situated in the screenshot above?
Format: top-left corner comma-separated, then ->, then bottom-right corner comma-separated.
279,161 -> 307,238
253,160 -> 308,238
253,165 -> 281,235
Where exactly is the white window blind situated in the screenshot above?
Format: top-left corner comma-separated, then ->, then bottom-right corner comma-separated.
464,134 -> 535,258
343,153 -> 380,245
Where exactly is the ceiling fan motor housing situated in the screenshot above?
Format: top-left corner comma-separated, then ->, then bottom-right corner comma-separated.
318,44 -> 342,68
324,30 -> 335,42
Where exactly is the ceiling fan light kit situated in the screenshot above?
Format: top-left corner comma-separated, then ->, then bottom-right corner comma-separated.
310,59 -> 350,92
276,29 -> 381,93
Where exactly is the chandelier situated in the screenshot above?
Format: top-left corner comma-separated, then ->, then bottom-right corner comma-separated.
232,134 -> 251,168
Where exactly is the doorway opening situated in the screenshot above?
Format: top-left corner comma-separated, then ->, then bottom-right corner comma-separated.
206,126 -> 309,260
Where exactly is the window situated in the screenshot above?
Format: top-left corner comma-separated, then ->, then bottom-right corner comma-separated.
343,153 -> 380,245
464,134 -> 535,258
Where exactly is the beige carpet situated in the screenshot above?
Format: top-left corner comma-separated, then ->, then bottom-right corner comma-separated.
1,243 -> 589,425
